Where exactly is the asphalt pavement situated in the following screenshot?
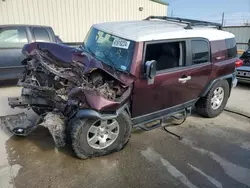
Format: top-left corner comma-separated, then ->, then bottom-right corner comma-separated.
0,83 -> 249,188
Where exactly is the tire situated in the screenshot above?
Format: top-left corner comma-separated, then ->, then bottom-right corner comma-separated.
196,80 -> 230,118
69,110 -> 132,159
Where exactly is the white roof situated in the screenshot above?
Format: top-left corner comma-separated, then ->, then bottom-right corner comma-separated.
93,20 -> 235,42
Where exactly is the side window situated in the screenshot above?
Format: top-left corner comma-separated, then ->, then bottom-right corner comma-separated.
225,38 -> 237,58
0,28 -> 28,48
145,41 -> 185,71
191,40 -> 210,64
33,28 -> 51,42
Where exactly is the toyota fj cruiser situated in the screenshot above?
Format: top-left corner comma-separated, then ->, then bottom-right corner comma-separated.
0,16 -> 238,159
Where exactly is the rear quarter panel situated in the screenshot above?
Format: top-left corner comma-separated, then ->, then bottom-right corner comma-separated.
210,39 -> 236,80
28,27 -> 57,43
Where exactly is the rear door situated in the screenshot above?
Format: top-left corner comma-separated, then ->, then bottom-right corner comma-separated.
185,39 -> 212,99
31,27 -> 54,42
0,27 -> 29,80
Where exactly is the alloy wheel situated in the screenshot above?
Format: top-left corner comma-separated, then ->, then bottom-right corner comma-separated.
211,87 -> 224,110
87,119 -> 119,149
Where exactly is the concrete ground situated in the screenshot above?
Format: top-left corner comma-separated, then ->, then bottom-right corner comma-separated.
0,83 -> 249,188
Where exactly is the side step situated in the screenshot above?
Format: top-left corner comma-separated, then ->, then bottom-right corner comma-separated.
134,107 -> 192,131
138,119 -> 162,131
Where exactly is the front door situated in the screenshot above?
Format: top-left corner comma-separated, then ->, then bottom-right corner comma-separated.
131,39 -> 211,123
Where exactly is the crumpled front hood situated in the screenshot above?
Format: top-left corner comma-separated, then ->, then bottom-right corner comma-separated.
22,42 -> 135,86
22,42 -> 81,63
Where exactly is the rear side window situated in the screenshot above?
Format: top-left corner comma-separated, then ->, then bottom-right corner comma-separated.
33,28 -> 51,42
0,28 -> 28,48
226,38 -> 237,58
191,40 -> 210,64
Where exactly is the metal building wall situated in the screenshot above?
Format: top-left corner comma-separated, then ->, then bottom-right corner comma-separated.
0,0 -> 167,42
223,26 -> 250,51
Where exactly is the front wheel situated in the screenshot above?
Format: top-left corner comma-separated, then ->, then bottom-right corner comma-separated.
196,80 -> 230,118
69,110 -> 132,159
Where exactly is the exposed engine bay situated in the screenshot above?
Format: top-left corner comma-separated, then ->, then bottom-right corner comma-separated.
2,42 -> 134,147
12,43 -> 133,115
23,50 -> 125,101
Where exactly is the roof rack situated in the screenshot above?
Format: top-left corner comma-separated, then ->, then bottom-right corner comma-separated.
145,16 -> 222,29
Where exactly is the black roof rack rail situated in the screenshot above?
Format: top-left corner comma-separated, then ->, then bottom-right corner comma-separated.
145,16 -> 222,29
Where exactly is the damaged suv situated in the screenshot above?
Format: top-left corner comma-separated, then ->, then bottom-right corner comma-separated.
1,17 -> 238,159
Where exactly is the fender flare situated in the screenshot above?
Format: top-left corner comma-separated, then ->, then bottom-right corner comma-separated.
75,103 -> 131,120
200,73 -> 235,97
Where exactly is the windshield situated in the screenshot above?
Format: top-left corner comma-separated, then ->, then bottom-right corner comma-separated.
83,27 -> 135,72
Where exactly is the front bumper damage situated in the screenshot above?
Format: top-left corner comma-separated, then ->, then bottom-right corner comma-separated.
0,113 -> 36,136
8,95 -> 54,109
0,112 -> 66,147
39,112 -> 66,147
0,42 -> 134,147
0,104 -> 129,147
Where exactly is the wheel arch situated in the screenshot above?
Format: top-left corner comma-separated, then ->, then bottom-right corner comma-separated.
75,102 -> 131,120
69,106 -> 132,159
200,73 -> 234,97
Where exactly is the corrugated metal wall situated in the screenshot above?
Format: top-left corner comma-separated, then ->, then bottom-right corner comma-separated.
0,0 -> 167,42
223,26 -> 250,51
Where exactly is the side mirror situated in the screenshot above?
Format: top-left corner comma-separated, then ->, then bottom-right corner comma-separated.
145,60 -> 156,79
145,60 -> 156,84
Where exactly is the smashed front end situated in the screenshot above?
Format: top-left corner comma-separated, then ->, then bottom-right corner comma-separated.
1,42 -> 134,147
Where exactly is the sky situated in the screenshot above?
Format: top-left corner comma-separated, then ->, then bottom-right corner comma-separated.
164,0 -> 250,26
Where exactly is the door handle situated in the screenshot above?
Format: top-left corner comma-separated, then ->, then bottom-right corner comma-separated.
178,76 -> 191,83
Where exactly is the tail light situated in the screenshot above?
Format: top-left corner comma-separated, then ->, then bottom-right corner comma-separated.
235,59 -> 243,68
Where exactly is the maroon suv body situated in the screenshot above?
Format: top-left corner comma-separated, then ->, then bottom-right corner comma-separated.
0,17 -> 238,159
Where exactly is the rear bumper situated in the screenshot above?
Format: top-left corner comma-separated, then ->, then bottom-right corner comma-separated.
236,76 -> 250,84
236,66 -> 250,84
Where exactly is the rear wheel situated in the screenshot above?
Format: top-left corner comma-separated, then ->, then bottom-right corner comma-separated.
196,80 -> 230,118
69,110 -> 132,159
